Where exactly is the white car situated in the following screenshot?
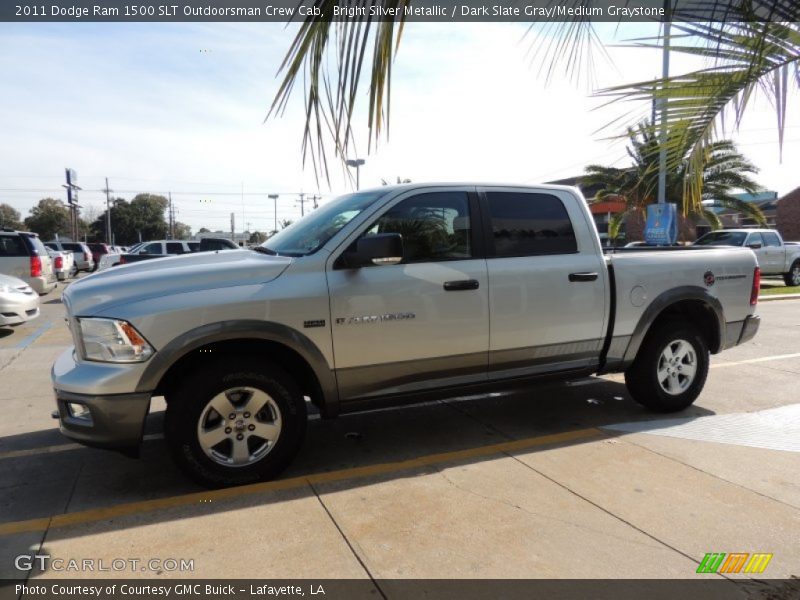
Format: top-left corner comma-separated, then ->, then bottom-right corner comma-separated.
0,273 -> 40,326
46,248 -> 75,281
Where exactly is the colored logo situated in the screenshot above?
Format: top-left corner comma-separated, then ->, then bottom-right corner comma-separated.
704,271 -> 716,287
697,552 -> 773,574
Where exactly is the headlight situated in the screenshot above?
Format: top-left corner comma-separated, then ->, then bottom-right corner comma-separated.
77,318 -> 154,363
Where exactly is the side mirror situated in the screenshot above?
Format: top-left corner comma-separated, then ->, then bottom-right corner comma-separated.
344,233 -> 403,267
748,242 -> 763,250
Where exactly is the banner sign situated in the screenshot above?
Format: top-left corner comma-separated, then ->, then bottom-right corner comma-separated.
644,202 -> 678,246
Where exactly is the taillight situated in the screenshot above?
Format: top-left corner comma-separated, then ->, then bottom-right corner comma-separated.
30,256 -> 42,277
750,266 -> 761,306
84,252 -> 90,262
55,256 -> 63,269
119,256 -> 126,264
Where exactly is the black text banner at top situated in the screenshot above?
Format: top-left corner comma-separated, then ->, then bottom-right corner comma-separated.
4,1 -> 799,23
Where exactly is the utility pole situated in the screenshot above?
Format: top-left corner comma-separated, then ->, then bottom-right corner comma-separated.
230,212 -> 235,242
168,192 -> 175,239
103,178 -> 113,244
657,3 -> 670,205
311,195 -> 320,210
298,192 -> 305,217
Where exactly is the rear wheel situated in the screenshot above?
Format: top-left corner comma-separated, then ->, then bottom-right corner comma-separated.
625,321 -> 709,413
165,358 -> 307,488
783,261 -> 800,287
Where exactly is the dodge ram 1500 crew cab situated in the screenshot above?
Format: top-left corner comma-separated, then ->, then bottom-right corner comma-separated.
52,184 -> 761,487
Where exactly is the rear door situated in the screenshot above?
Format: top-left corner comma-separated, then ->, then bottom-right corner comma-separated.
745,232 -> 770,272
761,231 -> 784,273
0,234 -> 28,279
327,187 -> 489,401
479,187 -> 607,378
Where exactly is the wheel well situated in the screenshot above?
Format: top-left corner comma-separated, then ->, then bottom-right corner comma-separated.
648,300 -> 721,353
154,338 -> 325,411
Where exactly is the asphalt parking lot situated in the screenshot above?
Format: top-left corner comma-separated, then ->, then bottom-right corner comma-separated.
0,280 -> 799,586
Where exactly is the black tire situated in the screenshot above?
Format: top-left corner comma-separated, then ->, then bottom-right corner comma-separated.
783,260 -> 800,287
624,321 -> 709,413
165,358 -> 307,488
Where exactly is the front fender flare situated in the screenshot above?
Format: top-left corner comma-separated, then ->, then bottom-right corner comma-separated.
135,320 -> 339,415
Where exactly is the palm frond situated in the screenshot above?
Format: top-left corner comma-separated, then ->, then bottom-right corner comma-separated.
600,16 -> 800,215
700,208 -> 723,231
268,1 -> 408,182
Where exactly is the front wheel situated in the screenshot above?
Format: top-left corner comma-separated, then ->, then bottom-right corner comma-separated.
165,358 -> 307,488
624,322 -> 709,413
783,261 -> 800,287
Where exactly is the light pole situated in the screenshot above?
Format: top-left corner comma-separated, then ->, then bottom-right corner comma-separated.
268,194 -> 279,233
346,158 -> 365,190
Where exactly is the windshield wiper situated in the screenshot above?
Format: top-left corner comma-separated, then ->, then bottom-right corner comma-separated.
252,246 -> 278,256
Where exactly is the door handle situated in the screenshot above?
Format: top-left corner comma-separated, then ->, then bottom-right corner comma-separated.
568,272 -> 599,282
443,279 -> 480,291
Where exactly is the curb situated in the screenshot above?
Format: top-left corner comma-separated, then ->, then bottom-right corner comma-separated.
758,293 -> 800,302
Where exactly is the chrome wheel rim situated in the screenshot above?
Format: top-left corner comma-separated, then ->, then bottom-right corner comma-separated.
791,266 -> 800,286
196,387 -> 282,467
657,339 -> 697,396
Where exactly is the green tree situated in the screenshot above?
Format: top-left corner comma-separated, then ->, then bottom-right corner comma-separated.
89,194 -> 169,245
0,203 -> 23,230
582,122 -> 765,243
174,222 -> 192,240
249,231 -> 267,244
198,227 -> 211,234
24,198 -> 71,240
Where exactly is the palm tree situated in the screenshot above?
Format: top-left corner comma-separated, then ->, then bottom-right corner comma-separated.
582,122 -> 766,243
271,2 -> 799,192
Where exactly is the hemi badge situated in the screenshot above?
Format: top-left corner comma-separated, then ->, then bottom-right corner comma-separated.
304,320 -> 326,328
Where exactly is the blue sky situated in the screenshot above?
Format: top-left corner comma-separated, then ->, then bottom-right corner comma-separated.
1,22 -> 797,234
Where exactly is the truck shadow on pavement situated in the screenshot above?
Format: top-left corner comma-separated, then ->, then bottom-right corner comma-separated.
0,377 -> 716,559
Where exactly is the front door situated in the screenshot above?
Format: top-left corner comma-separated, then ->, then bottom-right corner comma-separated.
327,188 -> 489,401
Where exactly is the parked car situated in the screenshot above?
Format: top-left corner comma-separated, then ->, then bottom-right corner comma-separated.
87,243 -> 112,272
693,228 -> 800,286
116,238 -> 236,266
45,241 -> 95,273
46,248 -> 75,281
53,183 -> 761,487
0,229 -> 57,295
0,273 -> 40,327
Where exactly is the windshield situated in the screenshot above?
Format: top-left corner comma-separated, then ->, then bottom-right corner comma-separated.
261,190 -> 387,257
694,231 -> 748,247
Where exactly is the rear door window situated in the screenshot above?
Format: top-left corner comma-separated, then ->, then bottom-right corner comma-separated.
762,232 -> 781,247
166,242 -> 184,254
484,191 -> 577,257
0,235 -> 27,257
747,232 -> 764,247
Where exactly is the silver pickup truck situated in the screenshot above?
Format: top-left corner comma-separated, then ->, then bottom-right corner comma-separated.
52,184 -> 761,487
694,228 -> 800,286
